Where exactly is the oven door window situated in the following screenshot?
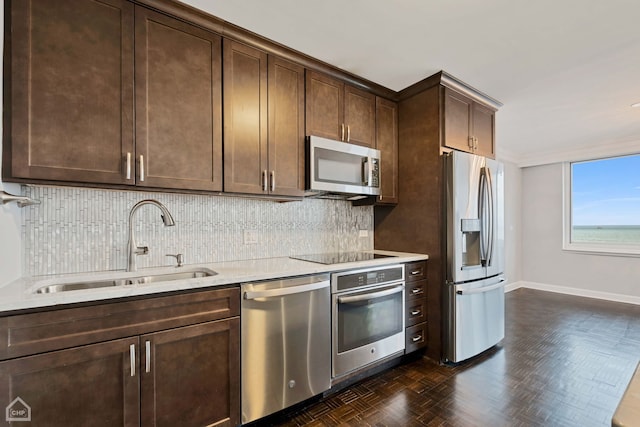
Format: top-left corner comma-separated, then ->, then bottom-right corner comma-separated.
336,285 -> 404,353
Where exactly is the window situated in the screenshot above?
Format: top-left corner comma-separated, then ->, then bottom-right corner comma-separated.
563,153 -> 640,256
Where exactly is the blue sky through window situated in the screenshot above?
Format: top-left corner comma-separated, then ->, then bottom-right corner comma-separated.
572,154 -> 640,226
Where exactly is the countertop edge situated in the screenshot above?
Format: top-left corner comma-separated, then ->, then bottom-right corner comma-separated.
0,251 -> 428,314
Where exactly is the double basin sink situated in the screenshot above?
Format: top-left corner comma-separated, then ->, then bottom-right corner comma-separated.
33,267 -> 218,294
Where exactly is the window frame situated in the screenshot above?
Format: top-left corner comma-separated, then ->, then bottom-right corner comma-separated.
562,158 -> 640,257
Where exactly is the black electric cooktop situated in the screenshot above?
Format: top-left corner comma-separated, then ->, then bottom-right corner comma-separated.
290,252 -> 395,265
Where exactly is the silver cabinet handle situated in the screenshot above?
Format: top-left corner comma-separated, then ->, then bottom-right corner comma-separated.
411,309 -> 421,316
139,155 -> 145,182
338,285 -> 403,304
126,152 -> 132,180
341,123 -> 345,141
474,137 -> 478,150
411,288 -> 422,294
347,125 -> 351,142
244,280 -> 329,300
145,340 -> 151,373
130,344 -> 136,377
410,270 -> 421,276
411,335 -> 423,343
468,136 -> 474,149
262,170 -> 268,192
270,171 -> 275,192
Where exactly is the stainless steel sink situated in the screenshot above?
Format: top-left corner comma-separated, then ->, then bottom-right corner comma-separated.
33,268 -> 218,294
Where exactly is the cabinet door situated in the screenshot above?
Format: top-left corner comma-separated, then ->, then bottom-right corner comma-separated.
443,88 -> 473,153
375,97 -> 398,204
268,57 -> 306,197
306,71 -> 344,141
7,0 -> 134,184
0,337 -> 139,427
135,7 -> 223,191
344,85 -> 376,147
141,319 -> 240,427
472,103 -> 496,158
223,40 -> 268,194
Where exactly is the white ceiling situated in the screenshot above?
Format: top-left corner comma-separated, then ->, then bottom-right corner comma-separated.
183,0 -> 640,166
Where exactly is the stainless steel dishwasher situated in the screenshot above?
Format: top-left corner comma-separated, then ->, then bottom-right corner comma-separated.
241,274 -> 331,424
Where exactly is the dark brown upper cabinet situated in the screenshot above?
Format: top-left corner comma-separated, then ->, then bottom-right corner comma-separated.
443,87 -> 496,158
306,71 -> 376,147
5,0 -> 135,185
223,40 -> 305,197
4,0 -> 223,191
135,7 -> 223,191
375,97 -> 399,205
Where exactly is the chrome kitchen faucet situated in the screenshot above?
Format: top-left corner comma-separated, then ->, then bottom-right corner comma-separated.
127,199 -> 175,272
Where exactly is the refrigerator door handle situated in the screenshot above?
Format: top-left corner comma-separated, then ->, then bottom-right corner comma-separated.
479,168 -> 488,265
486,167 -> 495,267
456,278 -> 506,295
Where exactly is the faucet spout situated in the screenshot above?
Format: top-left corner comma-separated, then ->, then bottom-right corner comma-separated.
127,199 -> 175,272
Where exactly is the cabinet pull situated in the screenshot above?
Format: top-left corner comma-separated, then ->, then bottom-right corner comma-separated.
145,340 -> 151,373
411,270 -> 421,275
126,152 -> 132,180
130,344 -> 136,377
411,309 -> 421,316
411,335 -> 423,343
262,170 -> 268,192
473,137 -> 478,150
270,171 -> 275,192
411,288 -> 422,294
139,155 -> 145,182
347,125 -> 351,142
341,123 -> 345,141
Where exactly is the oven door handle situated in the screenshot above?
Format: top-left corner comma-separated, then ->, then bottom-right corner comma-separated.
337,285 -> 404,304
243,280 -> 329,300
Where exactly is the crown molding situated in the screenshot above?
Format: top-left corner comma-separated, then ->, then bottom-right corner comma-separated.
509,139 -> 640,168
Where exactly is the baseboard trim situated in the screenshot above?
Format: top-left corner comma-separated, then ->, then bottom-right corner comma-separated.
504,280 -> 525,293
518,281 -> 640,306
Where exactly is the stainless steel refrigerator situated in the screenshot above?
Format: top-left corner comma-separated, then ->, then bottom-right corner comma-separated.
444,150 -> 505,363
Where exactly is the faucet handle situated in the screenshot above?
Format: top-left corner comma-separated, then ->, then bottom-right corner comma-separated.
166,253 -> 184,267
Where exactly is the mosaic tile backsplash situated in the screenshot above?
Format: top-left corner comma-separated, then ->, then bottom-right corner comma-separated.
22,186 -> 374,277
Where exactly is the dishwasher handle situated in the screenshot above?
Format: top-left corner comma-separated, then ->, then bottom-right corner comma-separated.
243,280 -> 329,300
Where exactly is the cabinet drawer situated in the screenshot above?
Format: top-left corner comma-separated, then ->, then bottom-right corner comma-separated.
0,287 -> 240,361
405,297 -> 427,327
405,322 -> 428,354
405,261 -> 426,282
406,279 -> 426,300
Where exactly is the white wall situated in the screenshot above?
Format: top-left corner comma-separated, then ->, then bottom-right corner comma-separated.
0,6 -> 23,286
521,163 -> 640,299
502,159 -> 522,284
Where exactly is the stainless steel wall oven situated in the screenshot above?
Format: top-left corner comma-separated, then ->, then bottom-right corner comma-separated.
331,264 -> 405,379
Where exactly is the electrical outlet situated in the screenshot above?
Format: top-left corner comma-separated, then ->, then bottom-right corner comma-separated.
359,229 -> 369,238
243,230 -> 258,245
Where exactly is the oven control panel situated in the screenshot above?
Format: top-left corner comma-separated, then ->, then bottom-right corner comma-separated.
332,264 -> 404,292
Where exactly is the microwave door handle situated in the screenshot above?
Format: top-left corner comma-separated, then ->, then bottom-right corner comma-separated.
362,158 -> 369,186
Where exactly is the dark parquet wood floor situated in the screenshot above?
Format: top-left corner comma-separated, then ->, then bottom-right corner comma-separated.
260,288 -> 640,427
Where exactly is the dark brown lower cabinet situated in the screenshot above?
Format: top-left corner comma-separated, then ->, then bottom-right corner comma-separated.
141,319 -> 239,427
0,288 -> 240,427
0,337 -> 140,427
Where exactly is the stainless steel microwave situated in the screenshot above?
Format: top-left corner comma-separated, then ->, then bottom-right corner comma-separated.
306,135 -> 380,198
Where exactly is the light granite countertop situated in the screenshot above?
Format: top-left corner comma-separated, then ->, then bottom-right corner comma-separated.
0,250 -> 428,314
